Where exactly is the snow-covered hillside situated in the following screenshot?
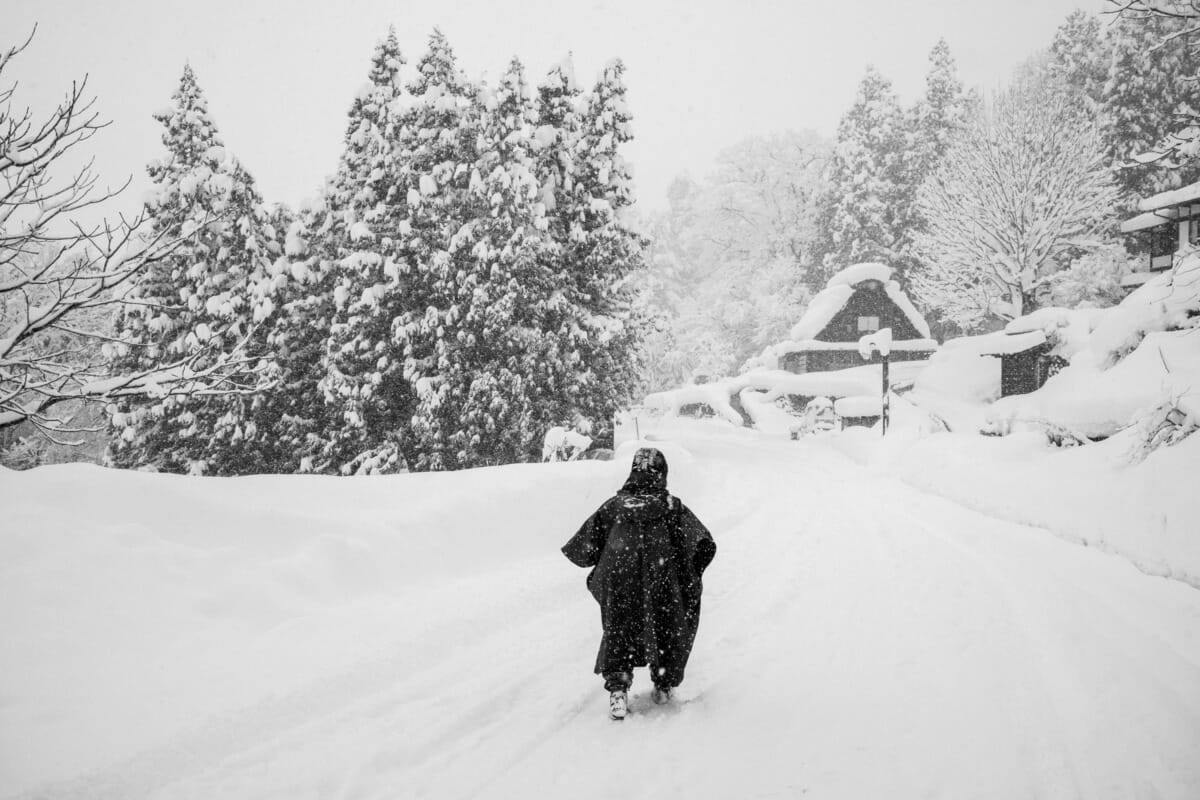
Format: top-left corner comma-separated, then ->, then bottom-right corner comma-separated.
3,420 -> 1199,799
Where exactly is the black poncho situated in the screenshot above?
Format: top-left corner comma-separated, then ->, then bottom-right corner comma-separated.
562,453 -> 716,687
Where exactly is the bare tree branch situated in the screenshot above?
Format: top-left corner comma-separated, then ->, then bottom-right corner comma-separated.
0,32 -> 271,437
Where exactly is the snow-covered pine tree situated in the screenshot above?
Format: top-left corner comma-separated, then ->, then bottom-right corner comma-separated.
534,55 -> 582,237
443,57 -> 562,467
108,65 -> 284,474
1047,10 -> 1110,107
383,29 -> 481,472
535,54 -> 644,437
258,197 -> 336,472
318,28 -> 417,474
897,40 -> 970,287
1102,13 -> 1200,198
907,40 -> 969,190
557,59 -> 646,446
532,55 -> 602,429
810,67 -> 907,287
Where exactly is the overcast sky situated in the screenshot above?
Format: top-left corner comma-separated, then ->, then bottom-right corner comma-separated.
8,0 -> 1108,215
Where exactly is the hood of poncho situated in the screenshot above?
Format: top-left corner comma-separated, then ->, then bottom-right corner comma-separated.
621,447 -> 668,493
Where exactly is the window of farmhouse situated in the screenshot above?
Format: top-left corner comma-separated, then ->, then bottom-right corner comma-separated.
857,316 -> 880,332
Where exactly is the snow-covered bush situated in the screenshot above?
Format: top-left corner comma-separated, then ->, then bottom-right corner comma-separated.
1048,243 -> 1136,310
1128,396 -> 1200,462
980,415 -> 1089,447
789,396 -> 837,438
1088,248 -> 1200,368
0,436 -> 47,470
542,426 -> 593,462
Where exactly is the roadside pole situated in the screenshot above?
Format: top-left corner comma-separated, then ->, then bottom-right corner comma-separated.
858,327 -> 893,437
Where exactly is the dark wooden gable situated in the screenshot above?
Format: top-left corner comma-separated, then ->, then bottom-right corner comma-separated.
815,280 -> 924,343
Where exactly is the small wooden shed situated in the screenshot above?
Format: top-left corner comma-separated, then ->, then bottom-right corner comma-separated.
979,330 -> 1067,397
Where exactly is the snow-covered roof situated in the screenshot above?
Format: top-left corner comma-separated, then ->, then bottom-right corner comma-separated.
642,384 -> 745,426
772,338 -> 940,356
827,261 -> 893,288
1002,306 -> 1107,361
788,262 -> 932,342
789,285 -> 854,340
1120,208 -> 1179,233
1137,180 -> 1200,213
976,330 -> 1047,356
834,395 -> 883,418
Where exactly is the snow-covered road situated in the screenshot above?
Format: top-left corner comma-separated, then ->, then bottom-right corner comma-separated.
3,423 -> 1199,799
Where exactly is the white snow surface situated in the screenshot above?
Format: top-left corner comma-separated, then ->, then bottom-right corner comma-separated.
3,419 -> 1200,799
643,361 -> 929,428
907,335 -> 1003,432
834,394 -> 884,417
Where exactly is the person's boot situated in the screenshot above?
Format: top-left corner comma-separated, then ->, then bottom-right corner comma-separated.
609,689 -> 628,721
651,685 -> 673,705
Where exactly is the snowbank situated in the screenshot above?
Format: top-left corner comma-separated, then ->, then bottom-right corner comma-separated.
0,459 -> 622,793
989,331 -> 1200,439
984,254 -> 1200,439
886,334 -> 1000,433
829,428 -> 1200,588
642,361 -> 929,431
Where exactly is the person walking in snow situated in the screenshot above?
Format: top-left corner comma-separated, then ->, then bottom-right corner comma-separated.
562,447 -> 716,721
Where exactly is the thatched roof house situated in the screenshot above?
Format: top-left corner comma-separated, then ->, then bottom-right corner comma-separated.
753,263 -> 938,374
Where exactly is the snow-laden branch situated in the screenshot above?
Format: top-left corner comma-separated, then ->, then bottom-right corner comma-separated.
1,32 -> 265,435
0,341 -> 271,430
911,79 -> 1119,330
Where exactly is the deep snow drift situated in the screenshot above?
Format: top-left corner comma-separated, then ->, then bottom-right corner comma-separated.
3,419 -> 1200,799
